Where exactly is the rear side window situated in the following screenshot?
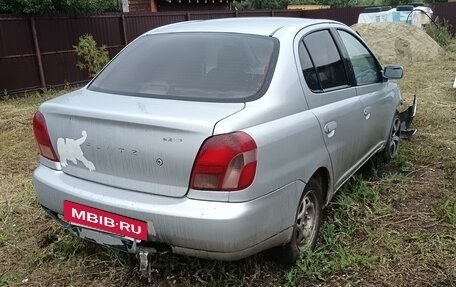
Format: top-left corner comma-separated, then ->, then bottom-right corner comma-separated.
298,41 -> 320,91
303,30 -> 348,90
88,33 -> 277,102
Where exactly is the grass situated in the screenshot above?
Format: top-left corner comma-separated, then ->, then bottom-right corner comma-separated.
434,199 -> 456,226
425,18 -> 454,48
1,48 -> 456,286
286,178 -> 380,286
410,232 -> 456,260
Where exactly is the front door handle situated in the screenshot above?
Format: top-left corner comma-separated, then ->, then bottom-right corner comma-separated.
324,121 -> 337,138
364,107 -> 371,120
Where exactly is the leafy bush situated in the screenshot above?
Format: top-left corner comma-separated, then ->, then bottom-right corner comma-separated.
232,0 -> 289,10
73,34 -> 109,77
425,18 -> 454,48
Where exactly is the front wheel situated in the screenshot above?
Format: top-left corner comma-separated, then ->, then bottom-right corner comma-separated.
271,178 -> 323,265
380,112 -> 401,162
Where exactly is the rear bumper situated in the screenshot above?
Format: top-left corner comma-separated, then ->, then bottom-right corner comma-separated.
33,165 -> 303,260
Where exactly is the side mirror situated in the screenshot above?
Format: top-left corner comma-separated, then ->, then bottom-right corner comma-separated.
384,65 -> 404,80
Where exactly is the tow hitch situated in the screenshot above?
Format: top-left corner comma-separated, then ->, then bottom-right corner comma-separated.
399,95 -> 417,140
138,250 -> 157,283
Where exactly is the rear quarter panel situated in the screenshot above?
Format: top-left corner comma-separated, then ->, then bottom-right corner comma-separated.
213,26 -> 333,203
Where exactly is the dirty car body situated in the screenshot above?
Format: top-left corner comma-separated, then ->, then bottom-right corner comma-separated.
33,18 -> 407,263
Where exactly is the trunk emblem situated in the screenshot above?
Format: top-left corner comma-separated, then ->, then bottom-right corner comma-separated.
156,158 -> 163,166
57,130 -> 96,171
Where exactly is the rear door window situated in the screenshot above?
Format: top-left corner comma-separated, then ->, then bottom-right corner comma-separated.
303,30 -> 349,91
88,33 -> 278,102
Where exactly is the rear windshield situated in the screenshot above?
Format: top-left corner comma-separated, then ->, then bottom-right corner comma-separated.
88,33 -> 278,102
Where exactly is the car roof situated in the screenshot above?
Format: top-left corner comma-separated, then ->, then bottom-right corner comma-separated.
146,17 -> 340,36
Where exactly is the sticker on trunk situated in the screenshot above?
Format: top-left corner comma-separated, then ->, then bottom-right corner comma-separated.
57,130 -> 96,171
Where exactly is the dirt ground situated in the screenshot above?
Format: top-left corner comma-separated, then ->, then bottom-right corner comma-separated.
352,23 -> 444,63
1,42 -> 455,287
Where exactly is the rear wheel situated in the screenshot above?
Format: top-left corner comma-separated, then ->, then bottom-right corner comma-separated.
272,178 -> 323,265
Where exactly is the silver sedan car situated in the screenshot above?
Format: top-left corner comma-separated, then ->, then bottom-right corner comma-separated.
33,17 -> 405,272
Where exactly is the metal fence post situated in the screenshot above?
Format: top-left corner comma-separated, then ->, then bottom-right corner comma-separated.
121,14 -> 128,46
30,16 -> 47,91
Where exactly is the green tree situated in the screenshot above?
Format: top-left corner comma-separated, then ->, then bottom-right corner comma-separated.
233,0 -> 289,9
0,0 -> 119,14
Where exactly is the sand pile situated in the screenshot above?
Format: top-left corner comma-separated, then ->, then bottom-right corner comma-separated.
352,23 -> 444,63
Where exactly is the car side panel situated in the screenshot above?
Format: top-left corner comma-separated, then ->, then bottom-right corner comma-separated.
212,26 -> 333,203
293,24 -> 368,193
331,25 -> 400,156
357,83 -> 397,155
308,94 -> 366,191
232,109 -> 332,203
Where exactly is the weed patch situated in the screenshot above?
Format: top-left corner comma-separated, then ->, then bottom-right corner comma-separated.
410,232 -> 456,261
287,177 -> 383,286
434,198 -> 456,226
0,272 -> 20,287
426,18 -> 454,48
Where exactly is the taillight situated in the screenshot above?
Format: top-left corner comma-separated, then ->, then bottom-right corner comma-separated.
33,111 -> 59,162
190,131 -> 257,191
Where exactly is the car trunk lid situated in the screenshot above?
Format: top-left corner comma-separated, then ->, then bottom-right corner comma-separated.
39,89 -> 245,197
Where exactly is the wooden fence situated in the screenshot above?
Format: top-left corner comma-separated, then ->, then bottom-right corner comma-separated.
0,3 -> 454,95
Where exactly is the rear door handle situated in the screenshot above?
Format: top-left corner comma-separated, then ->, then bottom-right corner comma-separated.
324,121 -> 337,138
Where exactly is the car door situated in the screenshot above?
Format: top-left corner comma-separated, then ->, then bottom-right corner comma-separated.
334,27 -> 397,157
295,27 -> 367,191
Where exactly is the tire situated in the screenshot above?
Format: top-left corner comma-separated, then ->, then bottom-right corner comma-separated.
380,112 -> 401,163
271,178 -> 323,265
